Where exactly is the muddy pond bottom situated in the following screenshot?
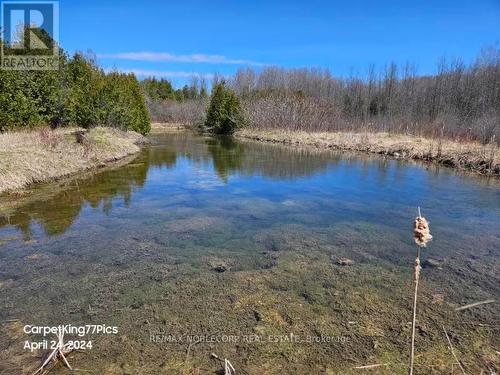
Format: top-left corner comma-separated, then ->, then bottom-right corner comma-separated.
1,132 -> 499,374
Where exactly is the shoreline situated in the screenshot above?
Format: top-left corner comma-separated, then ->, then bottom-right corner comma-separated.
0,127 -> 147,196
236,129 -> 500,177
149,122 -> 188,133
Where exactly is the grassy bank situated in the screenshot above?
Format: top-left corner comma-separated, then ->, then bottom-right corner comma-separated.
0,127 -> 147,194
237,129 -> 500,176
150,122 -> 188,133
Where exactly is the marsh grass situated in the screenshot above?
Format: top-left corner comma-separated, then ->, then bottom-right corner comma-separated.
237,129 -> 500,176
0,127 -> 146,194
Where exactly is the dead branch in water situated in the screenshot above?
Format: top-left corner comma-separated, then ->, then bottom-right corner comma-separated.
211,353 -> 236,375
31,328 -> 74,375
225,359 -> 236,375
443,326 -> 466,375
0,319 -> 19,324
455,299 -> 496,311
183,335 -> 204,375
354,363 -> 390,369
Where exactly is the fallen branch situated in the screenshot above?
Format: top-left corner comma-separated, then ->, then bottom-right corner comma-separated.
462,322 -> 496,328
0,319 -> 19,324
31,328 -> 74,375
183,336 -> 204,374
455,299 -> 496,311
443,326 -> 466,375
354,363 -> 390,369
211,353 -> 236,374
225,359 -> 236,375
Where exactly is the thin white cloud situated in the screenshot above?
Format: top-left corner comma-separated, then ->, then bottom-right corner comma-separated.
104,68 -> 214,79
97,52 -> 263,66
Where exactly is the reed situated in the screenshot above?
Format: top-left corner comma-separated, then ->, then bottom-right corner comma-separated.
409,207 -> 432,375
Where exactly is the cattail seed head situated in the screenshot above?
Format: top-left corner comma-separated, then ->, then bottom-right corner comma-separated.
413,216 -> 432,247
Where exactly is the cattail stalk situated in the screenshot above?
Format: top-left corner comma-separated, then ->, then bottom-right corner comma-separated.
409,245 -> 421,375
409,207 -> 432,375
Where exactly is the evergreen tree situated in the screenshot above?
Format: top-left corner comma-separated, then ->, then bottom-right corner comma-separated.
66,53 -> 103,128
140,78 -> 175,101
204,82 -> 245,135
0,32 -> 151,134
181,85 -> 190,100
200,86 -> 208,99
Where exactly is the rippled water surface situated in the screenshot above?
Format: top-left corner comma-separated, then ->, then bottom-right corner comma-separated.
1,132 -> 499,374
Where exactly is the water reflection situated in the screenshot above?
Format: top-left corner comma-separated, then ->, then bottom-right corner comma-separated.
0,132 -> 499,374
205,137 -> 246,181
0,133 -> 340,238
0,132 -> 498,240
0,162 -> 148,239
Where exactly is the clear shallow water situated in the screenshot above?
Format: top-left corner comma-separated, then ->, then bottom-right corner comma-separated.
0,132 -> 499,374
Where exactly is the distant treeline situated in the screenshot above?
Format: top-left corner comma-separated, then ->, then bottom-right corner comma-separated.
141,77 -> 209,125
141,77 -> 208,101
235,47 -> 500,142
151,46 -> 500,143
0,37 -> 150,134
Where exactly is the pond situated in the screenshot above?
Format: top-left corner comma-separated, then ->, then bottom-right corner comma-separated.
0,132 -> 499,374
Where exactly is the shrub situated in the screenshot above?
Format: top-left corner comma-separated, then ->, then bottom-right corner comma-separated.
65,54 -> 103,128
0,33 -> 151,134
204,82 -> 245,135
125,75 -> 151,135
101,73 -> 150,134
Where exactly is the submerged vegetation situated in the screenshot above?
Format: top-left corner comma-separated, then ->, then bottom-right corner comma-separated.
0,133 -> 498,373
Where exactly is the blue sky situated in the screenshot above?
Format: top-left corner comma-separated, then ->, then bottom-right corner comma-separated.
59,0 -> 500,85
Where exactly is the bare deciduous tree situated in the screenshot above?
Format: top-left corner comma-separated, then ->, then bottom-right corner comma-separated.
146,45 -> 500,143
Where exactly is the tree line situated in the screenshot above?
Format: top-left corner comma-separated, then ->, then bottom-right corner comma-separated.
141,76 -> 209,125
152,46 -> 499,143
231,46 -> 499,143
140,76 -> 208,102
0,37 -> 150,134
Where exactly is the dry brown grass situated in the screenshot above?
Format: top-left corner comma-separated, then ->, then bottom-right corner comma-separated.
0,127 -> 146,194
237,129 -> 500,176
150,122 -> 188,133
